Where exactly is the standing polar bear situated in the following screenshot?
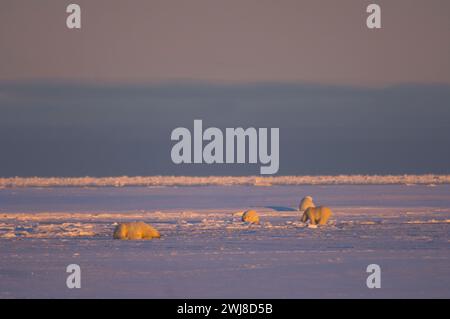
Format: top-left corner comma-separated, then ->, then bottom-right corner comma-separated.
301,206 -> 333,225
298,196 -> 332,225
113,221 -> 161,240
242,210 -> 260,224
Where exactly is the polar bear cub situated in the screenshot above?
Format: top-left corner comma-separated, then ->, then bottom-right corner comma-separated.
301,206 -> 332,225
299,196 -> 315,212
113,221 -> 161,240
242,210 -> 260,224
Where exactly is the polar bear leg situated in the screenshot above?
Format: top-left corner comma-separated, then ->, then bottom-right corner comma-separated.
309,215 -> 317,225
301,212 -> 309,223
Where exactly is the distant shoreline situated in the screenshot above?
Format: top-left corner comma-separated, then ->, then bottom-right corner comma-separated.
0,175 -> 449,188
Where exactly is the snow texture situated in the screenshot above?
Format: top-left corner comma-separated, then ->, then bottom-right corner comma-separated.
0,184 -> 449,298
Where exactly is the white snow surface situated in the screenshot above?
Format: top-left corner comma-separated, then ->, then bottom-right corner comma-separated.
0,184 -> 449,298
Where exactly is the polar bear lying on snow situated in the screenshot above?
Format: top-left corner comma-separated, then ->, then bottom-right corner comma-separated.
242,210 -> 260,224
113,221 -> 161,240
301,206 -> 332,225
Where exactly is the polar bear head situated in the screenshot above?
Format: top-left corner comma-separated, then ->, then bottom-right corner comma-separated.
299,196 -> 315,212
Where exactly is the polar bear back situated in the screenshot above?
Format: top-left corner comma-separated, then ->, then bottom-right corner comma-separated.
113,221 -> 160,240
301,206 -> 332,225
242,210 -> 260,224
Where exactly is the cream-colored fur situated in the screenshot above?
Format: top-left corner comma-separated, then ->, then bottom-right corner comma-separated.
299,196 -> 315,212
113,221 -> 161,240
301,206 -> 332,225
242,210 -> 260,224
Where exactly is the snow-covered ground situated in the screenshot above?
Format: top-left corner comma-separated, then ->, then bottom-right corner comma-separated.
1,174 -> 449,187
0,184 -> 449,298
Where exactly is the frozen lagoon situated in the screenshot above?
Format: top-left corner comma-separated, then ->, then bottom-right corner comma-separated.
0,184 -> 449,298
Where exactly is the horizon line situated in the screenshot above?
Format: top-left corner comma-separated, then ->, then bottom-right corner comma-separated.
2,79 -> 450,91
1,175 -> 449,187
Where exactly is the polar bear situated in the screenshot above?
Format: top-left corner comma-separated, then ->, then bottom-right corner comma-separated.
242,210 -> 260,224
299,196 -> 315,212
301,206 -> 332,225
113,221 -> 161,240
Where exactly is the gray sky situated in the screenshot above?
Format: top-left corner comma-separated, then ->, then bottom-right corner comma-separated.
0,1 -> 449,176
1,0 -> 450,86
